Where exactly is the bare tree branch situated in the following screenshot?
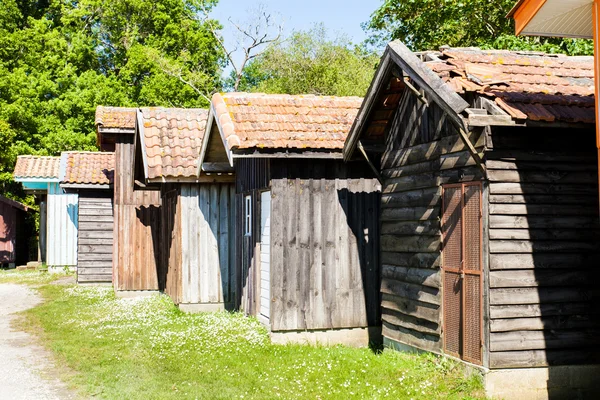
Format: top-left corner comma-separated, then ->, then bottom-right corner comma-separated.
201,4 -> 284,91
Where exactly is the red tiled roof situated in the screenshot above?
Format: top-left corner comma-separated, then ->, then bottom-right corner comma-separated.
61,152 -> 114,186
95,106 -> 137,129
424,49 -> 595,123
212,92 -> 364,151
140,107 -> 209,179
13,156 -> 60,179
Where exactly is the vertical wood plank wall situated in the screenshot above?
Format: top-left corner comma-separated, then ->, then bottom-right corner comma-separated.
113,135 -> 161,291
77,193 -> 114,283
46,183 -> 79,267
378,88 -> 485,353
161,183 -> 236,308
269,159 -> 381,332
485,126 -> 600,368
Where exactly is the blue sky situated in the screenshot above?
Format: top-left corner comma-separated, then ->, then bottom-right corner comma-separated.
210,0 -> 384,73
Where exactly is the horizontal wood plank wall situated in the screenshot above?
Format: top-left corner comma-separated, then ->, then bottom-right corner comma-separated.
114,135 -> 161,291
379,88 -> 485,353
77,194 -> 114,283
179,183 -> 236,307
270,159 -> 381,332
486,126 -> 600,369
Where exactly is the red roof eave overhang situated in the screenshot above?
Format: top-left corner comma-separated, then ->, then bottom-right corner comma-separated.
508,0 -> 548,35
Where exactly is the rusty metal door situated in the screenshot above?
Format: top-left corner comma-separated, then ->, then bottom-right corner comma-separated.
442,182 -> 483,365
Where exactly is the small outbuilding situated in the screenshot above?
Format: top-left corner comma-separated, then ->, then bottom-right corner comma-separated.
201,93 -> 382,346
96,107 -> 162,293
344,41 -> 600,398
134,107 -> 236,311
60,151 -> 115,284
14,155 -> 78,270
0,195 -> 32,268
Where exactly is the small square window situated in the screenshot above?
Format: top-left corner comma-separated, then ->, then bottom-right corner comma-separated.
244,195 -> 252,236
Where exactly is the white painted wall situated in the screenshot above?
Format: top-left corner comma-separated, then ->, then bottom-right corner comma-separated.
46,183 -> 78,267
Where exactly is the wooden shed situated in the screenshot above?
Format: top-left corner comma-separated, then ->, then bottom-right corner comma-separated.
200,93 -> 381,346
0,195 -> 32,268
344,41 -> 600,397
60,151 -> 115,284
132,107 -> 236,311
14,155 -> 78,270
96,107 -> 162,293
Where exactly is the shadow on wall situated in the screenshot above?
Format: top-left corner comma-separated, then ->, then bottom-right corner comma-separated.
489,125 -> 600,399
337,187 -> 383,347
136,204 -> 162,289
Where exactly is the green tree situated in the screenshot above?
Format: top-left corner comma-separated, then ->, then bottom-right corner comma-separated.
0,0 -> 224,200
237,25 -> 380,97
365,0 -> 593,55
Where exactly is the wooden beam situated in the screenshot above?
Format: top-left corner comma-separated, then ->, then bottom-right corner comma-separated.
358,141 -> 383,184
403,78 -> 428,106
468,114 -> 516,127
232,152 -> 343,160
510,0 -> 548,36
343,52 -> 393,161
387,41 -> 469,125
594,0 -> 600,215
458,126 -> 486,174
202,162 -> 235,173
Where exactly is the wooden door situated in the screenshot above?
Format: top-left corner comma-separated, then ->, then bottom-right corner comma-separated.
259,191 -> 271,322
442,182 -> 483,365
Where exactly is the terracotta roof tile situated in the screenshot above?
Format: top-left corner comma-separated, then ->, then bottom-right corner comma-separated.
424,49 -> 595,123
61,152 -> 115,185
139,107 -> 209,179
212,93 -> 364,151
95,106 -> 137,129
13,156 -> 60,179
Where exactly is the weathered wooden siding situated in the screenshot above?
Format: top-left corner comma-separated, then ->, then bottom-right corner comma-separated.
237,159 -> 270,315
47,183 -> 79,267
180,184 -> 236,307
161,183 -> 236,308
113,134 -> 161,291
486,126 -> 600,369
269,159 -> 381,332
77,194 -> 113,283
161,188 -> 181,301
378,89 -> 485,354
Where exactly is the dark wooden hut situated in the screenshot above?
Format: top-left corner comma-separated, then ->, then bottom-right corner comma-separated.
200,93 -> 381,346
96,107 -> 162,293
134,107 -> 236,312
60,151 -> 115,284
0,195 -> 31,268
344,41 -> 600,397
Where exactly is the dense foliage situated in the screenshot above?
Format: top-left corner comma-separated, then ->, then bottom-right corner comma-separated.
0,0 -> 224,200
236,26 -> 380,97
365,0 -> 593,55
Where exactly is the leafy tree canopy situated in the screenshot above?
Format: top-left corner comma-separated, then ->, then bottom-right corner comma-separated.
0,0 -> 224,201
236,25 -> 380,97
365,0 -> 593,55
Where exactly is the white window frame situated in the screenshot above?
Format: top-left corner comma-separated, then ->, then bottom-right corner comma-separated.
244,195 -> 252,237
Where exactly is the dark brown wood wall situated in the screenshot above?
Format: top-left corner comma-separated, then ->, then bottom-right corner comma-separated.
0,201 -> 29,265
77,193 -> 113,283
113,134 -> 162,291
378,88 -> 485,354
486,126 -> 600,369
269,159 -> 381,332
236,158 -> 270,315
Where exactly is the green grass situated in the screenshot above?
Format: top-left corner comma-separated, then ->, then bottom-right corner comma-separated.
0,268 -> 67,285
17,282 -> 485,399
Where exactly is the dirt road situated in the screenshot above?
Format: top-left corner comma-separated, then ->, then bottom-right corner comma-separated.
0,284 -> 76,400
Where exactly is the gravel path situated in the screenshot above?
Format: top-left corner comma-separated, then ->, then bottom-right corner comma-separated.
0,284 -> 76,400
